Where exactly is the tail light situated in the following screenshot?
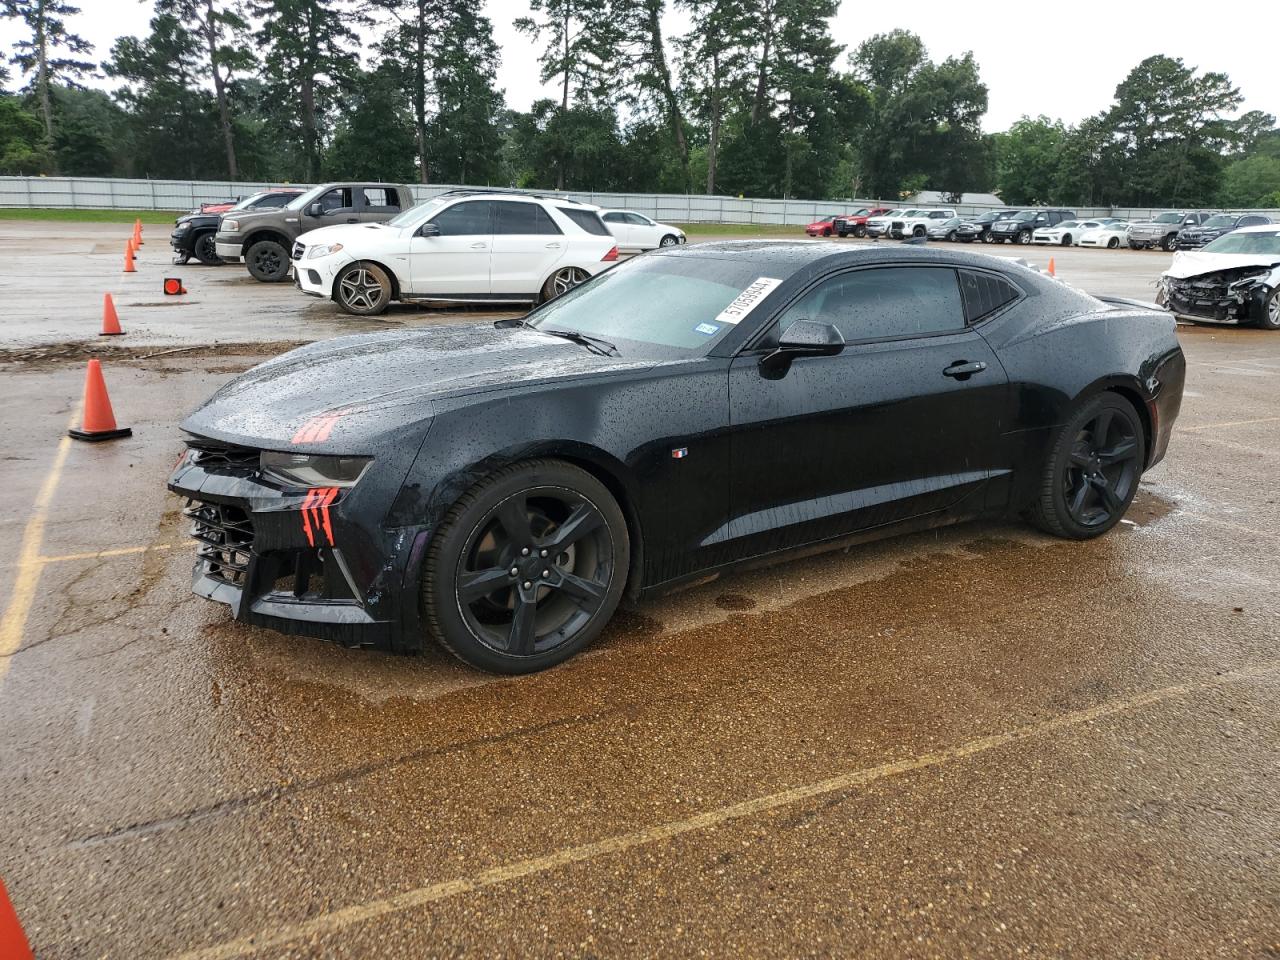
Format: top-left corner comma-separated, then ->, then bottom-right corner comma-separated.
601,246 -> 618,262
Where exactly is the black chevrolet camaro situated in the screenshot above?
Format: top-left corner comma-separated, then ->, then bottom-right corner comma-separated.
169,242 -> 1185,673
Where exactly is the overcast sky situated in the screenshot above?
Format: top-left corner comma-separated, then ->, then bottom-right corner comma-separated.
3,0 -> 1278,133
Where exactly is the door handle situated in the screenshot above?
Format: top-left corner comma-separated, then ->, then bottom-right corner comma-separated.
345,218 -> 358,223
943,360 -> 987,380
545,242 -> 562,249
470,242 -> 487,249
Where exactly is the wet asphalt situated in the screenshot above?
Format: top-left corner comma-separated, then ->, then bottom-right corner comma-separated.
0,222 -> 1277,958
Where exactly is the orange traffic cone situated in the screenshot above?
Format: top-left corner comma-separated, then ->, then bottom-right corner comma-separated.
69,359 -> 133,442
1047,257 -> 1056,277
101,292 -> 124,336
123,242 -> 136,273
163,277 -> 187,295
0,877 -> 34,960
133,218 -> 143,245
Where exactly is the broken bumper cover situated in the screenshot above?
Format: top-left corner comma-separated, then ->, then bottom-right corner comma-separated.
167,439 -> 425,651
1159,271 -> 1274,324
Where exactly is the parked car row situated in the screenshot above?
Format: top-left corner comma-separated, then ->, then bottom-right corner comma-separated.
172,182 -> 685,305
801,204 -> 1275,252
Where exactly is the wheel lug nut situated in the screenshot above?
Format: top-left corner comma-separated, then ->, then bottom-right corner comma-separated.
542,569 -> 550,577
522,580 -> 532,589
521,547 -> 530,556
509,568 -> 518,576
539,549 -> 548,557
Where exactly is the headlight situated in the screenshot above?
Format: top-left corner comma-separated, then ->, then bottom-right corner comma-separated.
175,221 -> 191,233
222,219 -> 240,232
260,451 -> 371,488
307,243 -> 344,259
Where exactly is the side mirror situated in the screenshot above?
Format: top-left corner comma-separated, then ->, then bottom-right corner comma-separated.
306,202 -> 325,217
416,222 -> 440,238
776,319 -> 845,356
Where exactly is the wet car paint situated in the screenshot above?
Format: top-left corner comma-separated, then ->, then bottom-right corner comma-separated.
169,242 -> 1186,655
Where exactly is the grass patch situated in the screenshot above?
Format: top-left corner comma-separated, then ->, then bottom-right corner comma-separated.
0,208 -> 182,225
677,222 -> 801,236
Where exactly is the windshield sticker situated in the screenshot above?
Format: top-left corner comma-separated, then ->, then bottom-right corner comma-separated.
713,277 -> 783,325
694,322 -> 721,336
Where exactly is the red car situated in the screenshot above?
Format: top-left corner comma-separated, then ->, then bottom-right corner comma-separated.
833,207 -> 892,238
804,213 -> 850,237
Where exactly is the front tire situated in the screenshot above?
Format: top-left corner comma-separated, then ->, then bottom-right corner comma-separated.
853,224 -> 867,238
245,239 -> 290,282
1256,287 -> 1280,330
1160,234 -> 1177,252
1029,393 -> 1145,540
659,234 -> 680,247
946,230 -> 957,242
1060,235 -> 1072,246
193,232 -> 223,265
422,460 -> 630,674
334,262 -> 392,316
1016,229 -> 1032,244
1107,237 -> 1120,249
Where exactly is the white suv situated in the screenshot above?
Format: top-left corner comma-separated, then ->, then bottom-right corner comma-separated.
291,191 -> 619,315
600,210 -> 686,252
892,209 -> 957,238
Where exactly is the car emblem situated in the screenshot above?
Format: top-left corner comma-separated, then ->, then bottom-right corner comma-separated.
671,448 -> 688,459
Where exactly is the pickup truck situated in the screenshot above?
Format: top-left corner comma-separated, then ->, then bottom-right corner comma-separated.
891,208 -> 958,239
1126,211 -> 1215,251
170,188 -> 302,265
214,182 -> 415,281
832,207 -> 891,238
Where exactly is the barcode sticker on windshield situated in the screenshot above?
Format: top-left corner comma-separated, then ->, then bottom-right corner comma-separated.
713,277 -> 783,325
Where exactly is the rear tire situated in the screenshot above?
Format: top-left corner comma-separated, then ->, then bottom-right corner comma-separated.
540,266 -> 590,303
245,239 -> 290,282
1107,237 -> 1120,249
1029,393 -> 1145,540
421,459 -> 630,674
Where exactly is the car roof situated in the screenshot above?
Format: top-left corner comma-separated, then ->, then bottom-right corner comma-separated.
650,239 -> 1045,273
443,192 -> 604,212
1234,223 -> 1279,233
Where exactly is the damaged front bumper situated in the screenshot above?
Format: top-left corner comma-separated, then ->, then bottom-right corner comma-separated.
1158,268 -> 1276,325
167,437 -> 425,651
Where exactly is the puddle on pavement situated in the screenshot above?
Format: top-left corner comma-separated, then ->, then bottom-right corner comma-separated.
1125,487 -> 1177,527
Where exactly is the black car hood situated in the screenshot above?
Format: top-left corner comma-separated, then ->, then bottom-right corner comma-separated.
182,324 -> 657,451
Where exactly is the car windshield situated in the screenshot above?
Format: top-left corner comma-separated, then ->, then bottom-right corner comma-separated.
1152,213 -> 1182,224
286,185 -> 328,210
1012,211 -> 1037,221
1200,230 -> 1280,255
386,197 -> 445,228
853,209 -> 870,216
230,194 -> 267,211
526,255 -> 775,357
1057,221 -> 1079,229
1201,215 -> 1235,229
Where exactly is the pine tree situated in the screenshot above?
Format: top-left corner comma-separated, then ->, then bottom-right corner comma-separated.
3,0 -> 95,155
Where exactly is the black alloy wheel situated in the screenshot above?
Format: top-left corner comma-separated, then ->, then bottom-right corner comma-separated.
1031,394 -> 1145,539
246,239 -> 290,282
423,460 -> 629,673
193,232 -> 223,265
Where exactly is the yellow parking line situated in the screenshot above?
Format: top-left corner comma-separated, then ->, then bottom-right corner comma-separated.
168,658 -> 1280,960
38,543 -> 175,566
1181,416 -> 1280,432
0,419 -> 76,680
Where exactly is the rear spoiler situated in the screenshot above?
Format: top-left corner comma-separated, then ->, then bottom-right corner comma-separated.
1095,294 -> 1164,311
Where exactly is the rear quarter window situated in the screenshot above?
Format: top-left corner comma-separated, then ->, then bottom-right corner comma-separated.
558,207 -> 611,236
958,270 -> 1020,324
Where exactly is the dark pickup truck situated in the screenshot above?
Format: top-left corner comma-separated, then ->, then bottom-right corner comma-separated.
170,189 -> 302,265
214,182 -> 414,282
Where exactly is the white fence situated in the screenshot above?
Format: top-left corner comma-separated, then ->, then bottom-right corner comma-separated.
0,176 -> 1276,225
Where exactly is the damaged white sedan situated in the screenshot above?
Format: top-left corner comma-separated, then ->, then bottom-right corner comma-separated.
1157,225 -> 1280,330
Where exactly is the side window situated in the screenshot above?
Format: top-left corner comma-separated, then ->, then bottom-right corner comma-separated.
429,200 -> 494,236
602,212 -> 626,223
779,267 -> 966,343
626,213 -> 651,225
258,194 -> 292,208
494,201 -> 561,235
958,270 -> 1020,324
1241,216 -> 1267,226
316,188 -> 353,212
360,187 -> 399,211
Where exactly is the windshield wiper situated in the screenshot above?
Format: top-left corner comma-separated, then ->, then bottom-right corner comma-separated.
496,318 -> 619,356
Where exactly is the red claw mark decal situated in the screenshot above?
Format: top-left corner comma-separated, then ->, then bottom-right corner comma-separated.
291,413 -> 342,445
300,487 -> 340,547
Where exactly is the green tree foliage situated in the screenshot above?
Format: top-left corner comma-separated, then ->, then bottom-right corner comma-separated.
994,116 -> 1064,205
850,30 -> 991,200
0,93 -> 46,172
322,64 -> 416,181
3,0 -> 95,163
248,0 -> 361,180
